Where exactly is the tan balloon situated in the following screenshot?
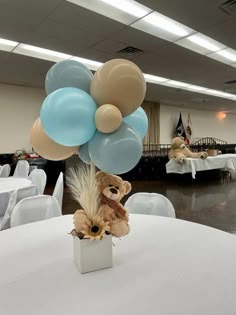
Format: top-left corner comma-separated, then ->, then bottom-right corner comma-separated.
95,104 -> 122,133
90,59 -> 146,116
30,118 -> 79,161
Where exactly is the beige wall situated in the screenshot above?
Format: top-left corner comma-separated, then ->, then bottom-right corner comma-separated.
160,104 -> 236,144
0,83 -> 45,153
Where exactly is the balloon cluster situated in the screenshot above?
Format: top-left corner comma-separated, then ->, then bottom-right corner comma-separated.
30,59 -> 148,174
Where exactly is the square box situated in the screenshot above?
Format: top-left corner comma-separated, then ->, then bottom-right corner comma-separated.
73,234 -> 113,274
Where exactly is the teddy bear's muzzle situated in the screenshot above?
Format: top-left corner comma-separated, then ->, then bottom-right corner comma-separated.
110,187 -> 118,194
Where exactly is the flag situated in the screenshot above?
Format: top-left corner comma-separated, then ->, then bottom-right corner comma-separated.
185,113 -> 192,145
175,113 -> 186,139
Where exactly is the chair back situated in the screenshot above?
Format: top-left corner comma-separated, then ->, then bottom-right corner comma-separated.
124,192 -> 176,218
13,160 -> 30,178
0,185 -> 39,230
10,195 -> 61,227
52,172 -> 64,210
28,169 -> 47,194
0,164 -> 11,177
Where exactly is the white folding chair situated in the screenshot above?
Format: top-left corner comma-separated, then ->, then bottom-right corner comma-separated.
0,164 -> 11,177
52,172 -> 64,210
0,185 -> 39,230
10,195 -> 62,227
28,169 -> 47,194
124,192 -> 176,218
13,160 -> 30,178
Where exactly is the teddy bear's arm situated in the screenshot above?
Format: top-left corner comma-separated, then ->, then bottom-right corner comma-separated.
187,150 -> 208,159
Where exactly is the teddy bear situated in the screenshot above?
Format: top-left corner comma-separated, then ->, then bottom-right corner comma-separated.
168,136 -> 208,164
95,171 -> 132,237
73,170 -> 132,238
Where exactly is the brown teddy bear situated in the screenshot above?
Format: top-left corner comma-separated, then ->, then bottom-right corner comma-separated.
168,136 -> 208,164
73,170 -> 131,238
96,171 -> 131,237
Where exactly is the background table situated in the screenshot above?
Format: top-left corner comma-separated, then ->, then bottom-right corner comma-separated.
0,177 -> 31,216
0,214 -> 236,315
166,153 -> 236,179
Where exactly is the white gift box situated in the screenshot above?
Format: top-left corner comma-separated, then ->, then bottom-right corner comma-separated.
73,234 -> 113,274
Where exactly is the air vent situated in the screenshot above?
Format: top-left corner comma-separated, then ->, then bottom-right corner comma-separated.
225,79 -> 236,84
117,46 -> 144,59
223,79 -> 236,93
219,0 -> 236,17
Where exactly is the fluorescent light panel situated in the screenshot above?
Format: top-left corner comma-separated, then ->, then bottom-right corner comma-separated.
66,0 -> 152,25
186,33 -> 224,52
216,49 -> 236,62
12,44 -> 72,62
100,0 -> 151,18
142,12 -> 192,37
204,89 -> 236,99
185,85 -> 207,92
66,0 -> 236,69
71,56 -> 103,71
131,11 -> 194,42
164,80 -> 189,88
0,37 -> 19,52
0,38 -> 234,102
143,73 -> 168,84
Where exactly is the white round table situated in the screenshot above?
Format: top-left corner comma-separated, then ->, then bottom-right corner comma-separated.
0,178 -> 31,216
0,214 -> 235,315
0,177 -> 31,193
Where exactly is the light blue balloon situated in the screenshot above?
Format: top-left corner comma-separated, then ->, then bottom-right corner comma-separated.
45,60 -> 93,95
40,87 -> 97,146
88,122 -> 143,174
78,143 -> 91,164
123,106 -> 148,139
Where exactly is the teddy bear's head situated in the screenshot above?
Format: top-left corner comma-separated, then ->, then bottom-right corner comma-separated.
171,136 -> 186,150
96,171 -> 131,202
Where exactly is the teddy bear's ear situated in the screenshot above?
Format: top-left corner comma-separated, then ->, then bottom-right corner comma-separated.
123,181 -> 132,194
95,171 -> 107,181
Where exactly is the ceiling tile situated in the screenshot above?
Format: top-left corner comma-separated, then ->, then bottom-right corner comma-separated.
48,2 -> 126,37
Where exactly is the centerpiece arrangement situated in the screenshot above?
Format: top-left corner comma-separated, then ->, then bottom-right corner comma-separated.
67,163 -> 131,273
30,57 -> 148,273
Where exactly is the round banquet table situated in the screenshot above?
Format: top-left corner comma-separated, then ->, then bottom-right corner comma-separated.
0,214 -> 235,315
0,177 -> 32,216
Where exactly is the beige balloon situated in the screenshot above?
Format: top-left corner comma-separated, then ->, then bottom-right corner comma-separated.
30,118 -> 79,161
90,59 -> 146,116
95,104 -> 122,133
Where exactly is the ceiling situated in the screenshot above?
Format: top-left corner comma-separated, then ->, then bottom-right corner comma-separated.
1,0 -> 236,112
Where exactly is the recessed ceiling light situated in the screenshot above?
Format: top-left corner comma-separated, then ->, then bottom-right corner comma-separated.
12,44 -> 72,62
0,37 -> 19,52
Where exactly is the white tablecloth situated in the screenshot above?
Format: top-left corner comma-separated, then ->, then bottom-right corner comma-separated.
166,153 -> 236,179
0,178 -> 31,216
0,214 -> 236,315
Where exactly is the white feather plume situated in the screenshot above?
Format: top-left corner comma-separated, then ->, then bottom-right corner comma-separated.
66,163 -> 99,218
